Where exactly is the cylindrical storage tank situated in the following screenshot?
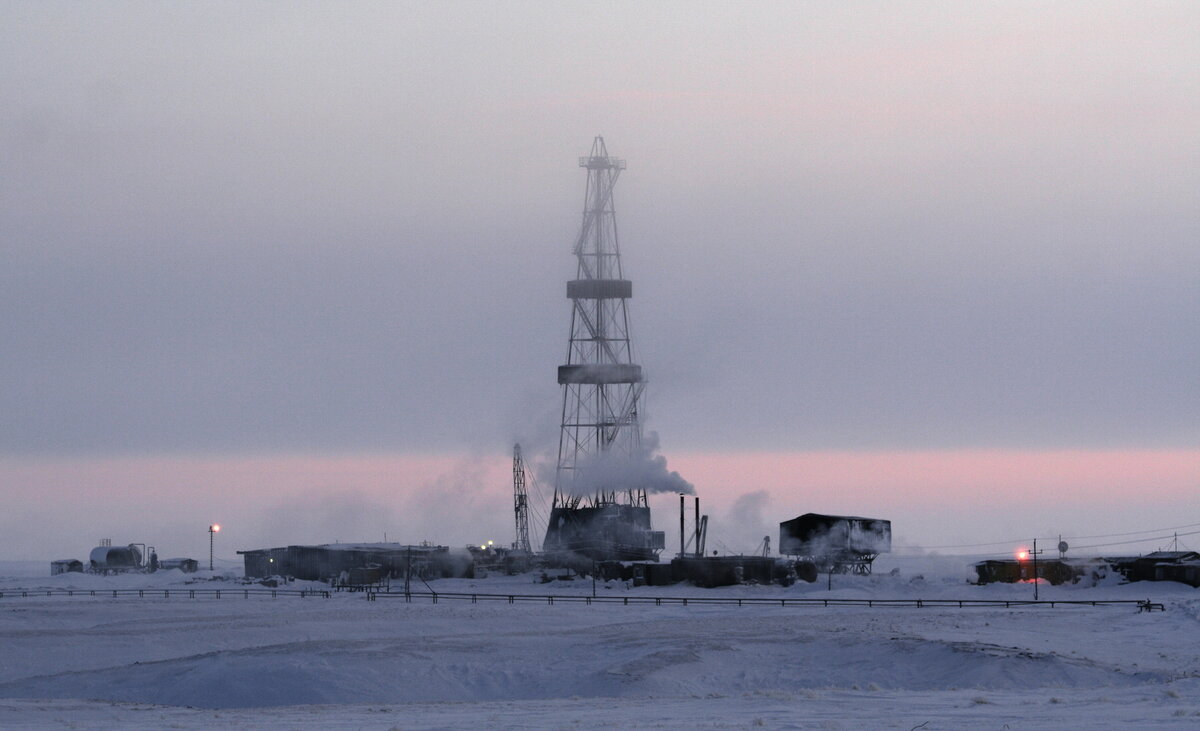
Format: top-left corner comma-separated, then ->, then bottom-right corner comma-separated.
89,545 -> 143,571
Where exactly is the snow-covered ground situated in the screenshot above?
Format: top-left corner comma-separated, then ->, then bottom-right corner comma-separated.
0,559 -> 1196,729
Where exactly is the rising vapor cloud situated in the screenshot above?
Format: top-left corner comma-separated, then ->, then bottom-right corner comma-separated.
566,432 -> 694,497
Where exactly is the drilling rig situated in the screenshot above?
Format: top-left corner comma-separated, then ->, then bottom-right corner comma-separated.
512,444 -> 531,553
542,137 -> 665,562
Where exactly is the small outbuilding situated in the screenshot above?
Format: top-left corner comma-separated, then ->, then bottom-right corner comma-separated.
51,559 -> 83,575
1158,561 -> 1200,588
159,558 -> 199,573
973,558 -> 1090,585
1108,551 -> 1200,584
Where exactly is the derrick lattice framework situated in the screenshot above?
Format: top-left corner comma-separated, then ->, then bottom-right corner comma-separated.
512,444 -> 531,553
553,136 -> 646,510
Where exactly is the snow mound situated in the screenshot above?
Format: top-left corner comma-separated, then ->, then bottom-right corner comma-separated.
0,612 -> 1164,709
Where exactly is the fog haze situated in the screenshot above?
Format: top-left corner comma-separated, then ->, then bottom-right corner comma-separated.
1,2 -> 1196,558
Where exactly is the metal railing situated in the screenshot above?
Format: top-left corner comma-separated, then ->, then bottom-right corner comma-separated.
367,590 -> 1158,610
0,588 -> 330,599
0,587 -> 1162,611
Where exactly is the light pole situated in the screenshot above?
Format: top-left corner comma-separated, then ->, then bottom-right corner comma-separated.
208,524 -> 220,571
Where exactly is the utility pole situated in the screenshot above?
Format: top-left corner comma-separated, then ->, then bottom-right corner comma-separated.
1031,538 -> 1044,601
404,547 -> 412,599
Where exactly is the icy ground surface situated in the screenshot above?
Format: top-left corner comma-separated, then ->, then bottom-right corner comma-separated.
0,558 -> 1197,729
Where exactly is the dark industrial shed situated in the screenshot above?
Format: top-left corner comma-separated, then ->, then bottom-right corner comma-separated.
542,502 -> 666,562
1158,561 -> 1200,588
238,543 -> 473,583
973,558 -> 1096,585
159,558 -> 199,573
670,556 -> 778,587
975,551 -> 1200,587
51,559 -> 83,575
779,513 -> 891,574
1107,551 -> 1200,585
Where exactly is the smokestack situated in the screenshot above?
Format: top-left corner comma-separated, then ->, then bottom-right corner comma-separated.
679,494 -> 685,559
694,497 -> 700,559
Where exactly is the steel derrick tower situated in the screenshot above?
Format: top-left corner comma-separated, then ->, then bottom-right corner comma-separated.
553,137 -> 645,509
512,444 -> 531,553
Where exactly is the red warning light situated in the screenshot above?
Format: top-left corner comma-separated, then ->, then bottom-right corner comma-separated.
1016,549 -> 1029,561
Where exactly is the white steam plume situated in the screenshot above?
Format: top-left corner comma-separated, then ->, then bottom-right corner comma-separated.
566,431 -> 694,497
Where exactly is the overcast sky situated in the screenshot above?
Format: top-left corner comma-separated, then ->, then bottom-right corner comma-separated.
1,2 -> 1196,559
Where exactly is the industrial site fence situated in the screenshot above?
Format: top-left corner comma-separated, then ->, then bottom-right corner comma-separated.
372,590 -> 1157,610
0,588 -> 331,599
0,588 -> 1161,611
